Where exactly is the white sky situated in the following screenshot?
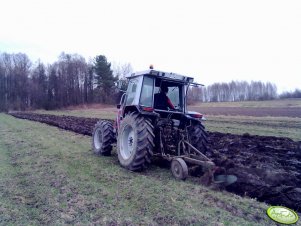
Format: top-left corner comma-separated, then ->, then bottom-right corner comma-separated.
0,0 -> 300,93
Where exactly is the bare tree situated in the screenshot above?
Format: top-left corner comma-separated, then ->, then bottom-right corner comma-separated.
112,62 -> 133,79
200,80 -> 278,103
30,61 -> 47,108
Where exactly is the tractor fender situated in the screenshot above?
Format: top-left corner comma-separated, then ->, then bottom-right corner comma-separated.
123,105 -> 141,117
123,105 -> 160,118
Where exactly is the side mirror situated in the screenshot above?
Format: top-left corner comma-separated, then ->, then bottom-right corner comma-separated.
117,104 -> 121,109
116,81 -> 122,89
116,80 -> 127,90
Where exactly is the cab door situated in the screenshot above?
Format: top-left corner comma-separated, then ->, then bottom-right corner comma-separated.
116,93 -> 126,131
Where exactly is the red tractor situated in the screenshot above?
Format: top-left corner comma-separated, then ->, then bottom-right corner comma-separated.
92,68 -> 235,184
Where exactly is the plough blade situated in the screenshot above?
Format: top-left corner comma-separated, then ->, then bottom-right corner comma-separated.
214,174 -> 237,186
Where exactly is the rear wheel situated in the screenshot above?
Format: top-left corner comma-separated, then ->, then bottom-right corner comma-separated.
92,120 -> 114,156
188,121 -> 208,153
117,112 -> 154,171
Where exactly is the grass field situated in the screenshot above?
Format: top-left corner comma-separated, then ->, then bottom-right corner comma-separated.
191,98 -> 301,108
205,115 -> 301,141
35,107 -> 117,120
0,113 -> 277,225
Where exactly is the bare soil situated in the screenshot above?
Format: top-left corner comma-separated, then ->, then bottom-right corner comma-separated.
189,106 -> 301,117
9,112 -> 301,212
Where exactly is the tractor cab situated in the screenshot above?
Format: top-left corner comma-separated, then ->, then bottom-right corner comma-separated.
116,69 -> 203,130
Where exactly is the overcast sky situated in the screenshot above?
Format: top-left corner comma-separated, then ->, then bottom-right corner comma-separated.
0,0 -> 300,93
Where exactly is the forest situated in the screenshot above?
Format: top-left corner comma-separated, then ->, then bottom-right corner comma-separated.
0,52 -> 300,111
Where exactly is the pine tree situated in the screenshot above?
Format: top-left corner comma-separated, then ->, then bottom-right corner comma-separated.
93,55 -> 117,103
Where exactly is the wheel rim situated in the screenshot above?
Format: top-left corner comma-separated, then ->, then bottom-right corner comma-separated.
94,128 -> 103,149
171,158 -> 188,180
172,161 -> 182,178
120,124 -> 135,160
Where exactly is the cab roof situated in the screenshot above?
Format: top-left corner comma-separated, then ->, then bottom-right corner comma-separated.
126,69 -> 195,83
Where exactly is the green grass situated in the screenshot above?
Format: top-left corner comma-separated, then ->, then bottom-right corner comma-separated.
0,113 -> 277,225
205,115 -> 301,141
34,108 -> 117,120
191,98 -> 301,108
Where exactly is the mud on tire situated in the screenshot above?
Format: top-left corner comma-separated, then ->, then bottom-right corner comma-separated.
117,112 -> 155,171
92,120 -> 114,156
188,121 -> 208,153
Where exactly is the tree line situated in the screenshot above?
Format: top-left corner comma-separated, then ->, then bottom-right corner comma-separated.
0,52 -> 132,112
279,89 -> 301,99
0,51 -> 299,112
188,81 -> 278,103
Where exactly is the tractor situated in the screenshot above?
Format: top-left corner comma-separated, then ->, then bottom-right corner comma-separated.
92,67 -> 236,184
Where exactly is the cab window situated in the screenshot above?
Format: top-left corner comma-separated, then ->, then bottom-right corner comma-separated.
153,78 -> 183,111
140,76 -> 154,107
125,79 -> 138,105
168,86 -> 180,108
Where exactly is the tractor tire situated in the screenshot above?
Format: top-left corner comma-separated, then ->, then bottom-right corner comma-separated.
92,120 -> 114,156
188,122 -> 208,153
117,112 -> 155,171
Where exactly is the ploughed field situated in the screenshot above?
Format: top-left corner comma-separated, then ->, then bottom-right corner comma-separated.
9,112 -> 301,212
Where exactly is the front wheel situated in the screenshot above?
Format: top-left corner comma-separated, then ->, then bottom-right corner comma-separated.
92,120 -> 114,156
117,112 -> 154,171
